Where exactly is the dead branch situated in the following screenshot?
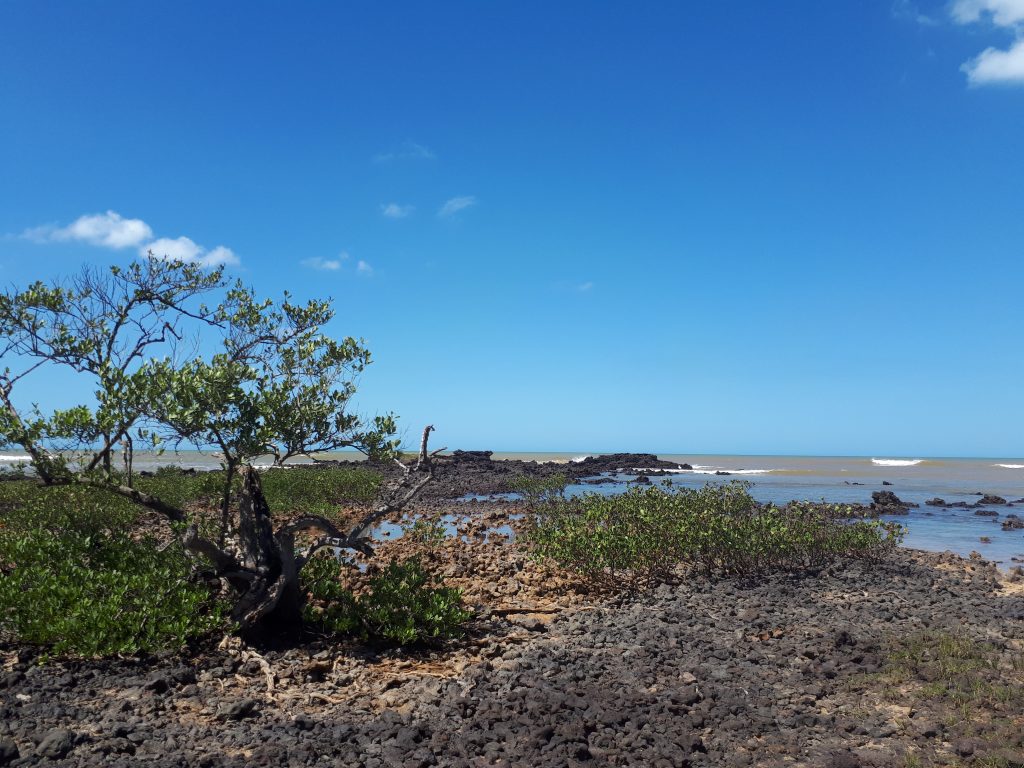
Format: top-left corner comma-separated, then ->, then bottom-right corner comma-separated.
415,424 -> 435,471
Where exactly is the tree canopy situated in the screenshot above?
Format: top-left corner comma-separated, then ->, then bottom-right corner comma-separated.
0,255 -> 431,633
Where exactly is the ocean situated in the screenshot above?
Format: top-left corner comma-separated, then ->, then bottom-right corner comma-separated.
3,451 -> 1023,566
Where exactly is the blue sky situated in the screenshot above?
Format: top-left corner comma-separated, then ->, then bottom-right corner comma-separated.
1,1 -> 1023,457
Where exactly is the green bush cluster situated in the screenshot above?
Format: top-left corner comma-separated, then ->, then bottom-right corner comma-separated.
401,514 -> 449,546
301,554 -> 472,645
0,482 -> 225,656
130,464 -> 382,517
525,482 -> 904,588
260,465 -> 382,514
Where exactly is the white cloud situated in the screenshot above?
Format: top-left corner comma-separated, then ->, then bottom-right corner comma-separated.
892,0 -> 939,25
952,0 -> 1024,25
953,0 -> 1024,85
438,195 -> 477,217
381,203 -> 414,219
302,257 -> 343,271
144,236 -> 201,262
21,210 -> 239,267
141,237 -> 239,267
577,281 -> 594,292
24,210 -> 153,249
356,260 -> 373,275
373,142 -> 436,163
962,37 -> 1024,82
200,246 -> 240,267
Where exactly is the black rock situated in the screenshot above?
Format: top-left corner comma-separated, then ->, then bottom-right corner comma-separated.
0,737 -> 18,766
925,498 -> 946,506
916,720 -> 941,738
974,509 -> 998,517
216,698 -> 259,721
870,490 -> 916,512
36,728 -> 75,760
955,739 -> 976,757
881,481 -> 893,486
633,475 -> 652,485
976,494 -> 1006,506
144,675 -> 171,694
449,450 -> 494,464
0,672 -> 24,690
828,752 -> 860,768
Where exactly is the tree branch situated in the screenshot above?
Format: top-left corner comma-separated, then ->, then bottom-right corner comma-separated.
415,424 -> 435,471
78,478 -> 188,523
182,525 -> 242,572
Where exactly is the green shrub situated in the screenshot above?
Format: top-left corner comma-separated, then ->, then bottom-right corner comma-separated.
260,466 -> 382,515
134,466 -> 227,510
301,554 -> 472,645
129,464 -> 382,518
525,483 -> 904,588
0,484 -> 226,656
402,514 -> 448,546
508,473 -> 569,503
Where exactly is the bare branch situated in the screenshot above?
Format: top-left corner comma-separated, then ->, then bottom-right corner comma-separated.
182,525 -> 242,572
347,470 -> 433,543
415,424 -> 435,471
0,382 -> 56,484
78,478 -> 189,522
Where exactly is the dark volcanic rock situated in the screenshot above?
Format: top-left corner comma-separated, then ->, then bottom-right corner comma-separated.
925,498 -> 946,506
36,728 -> 76,759
3,549 -> 1023,768
216,698 -> 259,721
575,453 -> 684,472
406,450 -> 697,499
975,494 -> 1007,506
449,450 -> 494,464
870,490 -> 917,514
0,737 -> 19,765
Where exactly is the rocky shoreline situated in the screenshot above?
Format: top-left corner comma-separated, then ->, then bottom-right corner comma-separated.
2,454 -> 1024,767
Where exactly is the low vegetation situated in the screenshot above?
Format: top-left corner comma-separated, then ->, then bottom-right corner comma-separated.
522,480 -> 904,588
850,629 -> 1024,766
0,482 -> 226,656
301,553 -> 473,645
132,464 -> 383,518
0,462 -> 379,656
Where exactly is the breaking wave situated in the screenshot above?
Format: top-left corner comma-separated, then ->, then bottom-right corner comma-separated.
995,464 -> 1024,469
0,454 -> 29,462
634,466 -> 775,475
871,458 -> 924,467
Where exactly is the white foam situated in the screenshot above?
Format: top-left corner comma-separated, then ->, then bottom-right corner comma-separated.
571,455 -> 593,463
632,467 -> 774,475
689,468 -> 773,475
871,458 -> 923,467
995,464 -> 1024,469
0,455 -> 30,462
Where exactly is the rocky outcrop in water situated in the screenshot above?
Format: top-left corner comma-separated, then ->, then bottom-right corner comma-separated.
870,491 -> 916,515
